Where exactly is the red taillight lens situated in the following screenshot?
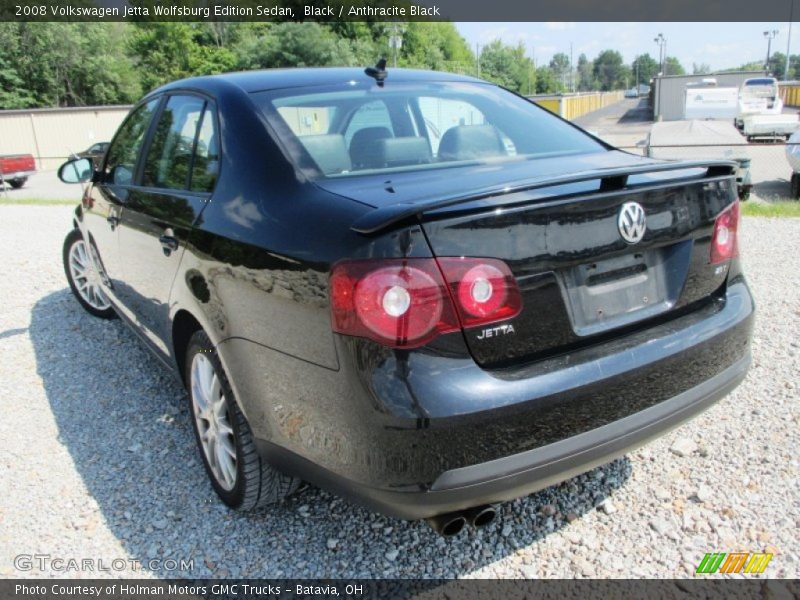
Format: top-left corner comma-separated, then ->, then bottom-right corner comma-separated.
437,257 -> 523,328
330,259 -> 459,348
330,257 -> 522,348
710,200 -> 740,264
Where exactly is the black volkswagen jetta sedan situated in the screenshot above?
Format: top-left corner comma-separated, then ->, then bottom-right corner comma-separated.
58,66 -> 753,536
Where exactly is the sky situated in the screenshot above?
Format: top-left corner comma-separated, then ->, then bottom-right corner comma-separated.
455,22 -> 799,72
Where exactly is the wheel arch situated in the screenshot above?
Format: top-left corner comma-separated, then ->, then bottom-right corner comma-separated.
172,309 -> 203,386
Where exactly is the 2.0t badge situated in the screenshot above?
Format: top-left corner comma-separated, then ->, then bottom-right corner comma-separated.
618,201 -> 647,244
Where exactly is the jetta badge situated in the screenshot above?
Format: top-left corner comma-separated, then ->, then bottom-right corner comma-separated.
618,202 -> 647,244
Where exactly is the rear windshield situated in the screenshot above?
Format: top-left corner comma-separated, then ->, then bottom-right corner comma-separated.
742,79 -> 778,96
744,78 -> 776,86
251,81 -> 605,179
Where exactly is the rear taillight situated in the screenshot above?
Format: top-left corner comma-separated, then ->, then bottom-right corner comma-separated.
436,257 -> 523,329
330,259 -> 460,348
330,257 -> 522,348
710,200 -> 740,264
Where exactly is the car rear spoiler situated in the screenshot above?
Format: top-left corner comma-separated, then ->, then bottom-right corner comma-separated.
350,160 -> 738,235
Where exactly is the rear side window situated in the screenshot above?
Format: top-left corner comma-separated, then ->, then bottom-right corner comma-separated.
190,104 -> 220,193
142,95 -> 205,190
104,100 -> 159,185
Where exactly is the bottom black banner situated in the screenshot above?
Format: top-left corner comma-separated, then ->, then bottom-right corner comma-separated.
1,579 -> 798,600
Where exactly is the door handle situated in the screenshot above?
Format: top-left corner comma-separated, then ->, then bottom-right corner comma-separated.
159,234 -> 179,254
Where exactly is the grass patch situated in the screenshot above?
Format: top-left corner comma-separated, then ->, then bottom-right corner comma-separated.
741,201 -> 800,218
0,197 -> 76,206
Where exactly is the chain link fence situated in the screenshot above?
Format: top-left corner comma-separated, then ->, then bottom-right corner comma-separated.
614,138 -> 800,202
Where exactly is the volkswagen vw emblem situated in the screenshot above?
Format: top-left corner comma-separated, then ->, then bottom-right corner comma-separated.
618,202 -> 647,244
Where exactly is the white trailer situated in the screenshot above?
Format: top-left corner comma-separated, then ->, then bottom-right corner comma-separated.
741,113 -> 800,140
642,119 -> 752,199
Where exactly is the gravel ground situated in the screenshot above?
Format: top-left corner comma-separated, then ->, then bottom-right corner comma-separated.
0,204 -> 797,580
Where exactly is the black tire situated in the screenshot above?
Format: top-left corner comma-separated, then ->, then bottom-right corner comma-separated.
185,329 -> 299,510
9,177 -> 26,189
739,185 -> 751,201
62,229 -> 117,319
792,174 -> 800,200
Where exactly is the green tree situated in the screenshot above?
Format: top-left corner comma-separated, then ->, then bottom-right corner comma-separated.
549,52 -> 571,91
535,66 -> 559,94
692,62 -> 712,75
397,23 -> 472,71
593,49 -> 629,90
129,22 -> 236,92
576,53 -> 595,91
0,53 -> 35,109
478,40 -> 534,94
663,56 -> 685,76
767,52 -> 787,79
234,22 -> 359,69
632,53 -> 659,85
0,23 -> 140,108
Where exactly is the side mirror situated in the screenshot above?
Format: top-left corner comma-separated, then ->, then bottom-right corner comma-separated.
58,158 -> 94,184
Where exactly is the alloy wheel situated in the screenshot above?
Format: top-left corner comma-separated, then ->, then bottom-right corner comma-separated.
190,353 -> 238,491
67,239 -> 111,311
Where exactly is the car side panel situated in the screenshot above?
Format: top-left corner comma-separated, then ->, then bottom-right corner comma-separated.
165,82 -> 433,375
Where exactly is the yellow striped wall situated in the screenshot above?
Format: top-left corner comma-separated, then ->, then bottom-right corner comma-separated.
779,82 -> 800,108
531,91 -> 625,120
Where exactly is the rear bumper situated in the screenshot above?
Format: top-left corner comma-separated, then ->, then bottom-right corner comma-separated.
260,351 -> 749,519
231,278 -> 753,519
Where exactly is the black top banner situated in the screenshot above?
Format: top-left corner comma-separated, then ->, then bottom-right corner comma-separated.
2,0 -> 800,22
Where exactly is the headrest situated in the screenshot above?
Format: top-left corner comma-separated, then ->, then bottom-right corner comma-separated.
438,125 -> 507,162
372,137 -> 432,168
349,127 -> 392,169
300,134 -> 351,175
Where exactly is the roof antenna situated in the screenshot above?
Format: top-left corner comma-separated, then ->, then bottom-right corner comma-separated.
365,58 -> 388,87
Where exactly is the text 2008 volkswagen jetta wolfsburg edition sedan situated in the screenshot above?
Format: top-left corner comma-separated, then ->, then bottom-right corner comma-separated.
59,65 -> 753,536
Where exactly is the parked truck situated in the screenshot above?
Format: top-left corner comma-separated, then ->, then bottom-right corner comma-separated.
0,154 -> 36,189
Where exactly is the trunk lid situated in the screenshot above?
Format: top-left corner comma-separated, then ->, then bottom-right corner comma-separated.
323,151 -> 738,367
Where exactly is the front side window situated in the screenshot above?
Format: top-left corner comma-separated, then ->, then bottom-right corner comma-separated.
142,95 -> 205,190
104,99 -> 159,185
252,81 -> 605,179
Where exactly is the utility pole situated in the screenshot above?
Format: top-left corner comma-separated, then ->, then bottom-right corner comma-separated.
389,24 -> 404,68
475,43 -> 480,78
654,33 -> 667,76
786,0 -> 795,80
654,34 -> 667,121
765,29 -> 779,71
569,42 -> 574,93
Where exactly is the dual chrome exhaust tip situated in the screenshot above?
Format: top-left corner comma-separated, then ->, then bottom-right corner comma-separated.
425,505 -> 498,537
